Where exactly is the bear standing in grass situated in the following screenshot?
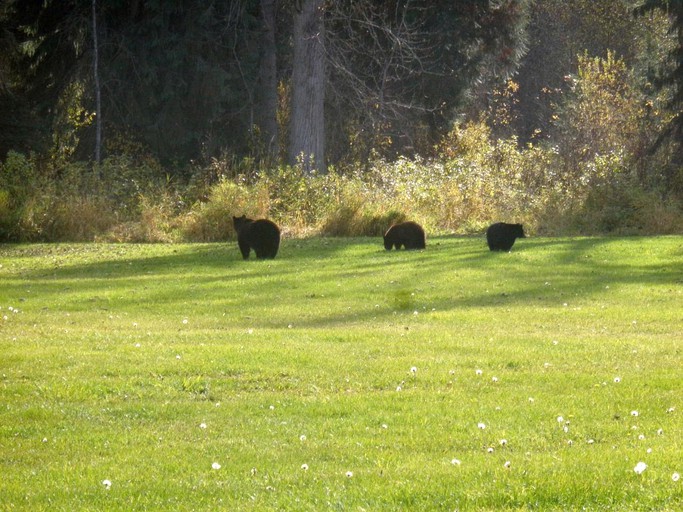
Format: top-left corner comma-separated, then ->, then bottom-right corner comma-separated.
232,215 -> 281,259
486,222 -> 525,252
384,221 -> 426,250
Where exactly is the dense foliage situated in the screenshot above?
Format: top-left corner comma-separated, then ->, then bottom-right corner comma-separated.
0,0 -> 681,241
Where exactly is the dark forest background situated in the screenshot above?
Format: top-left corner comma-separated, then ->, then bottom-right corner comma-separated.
1,0 -> 681,242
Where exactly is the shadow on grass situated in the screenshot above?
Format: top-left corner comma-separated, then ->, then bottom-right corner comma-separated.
1,236 -> 680,327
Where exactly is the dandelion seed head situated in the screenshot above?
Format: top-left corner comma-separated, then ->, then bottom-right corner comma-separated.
614,377 -> 621,383
410,366 -> 418,374
557,416 -> 564,423
673,472 -> 680,482
631,410 -> 639,417
499,439 -> 508,446
301,463 -> 309,471
182,318 -> 188,324
212,462 -> 221,470
102,479 -> 112,489
299,434 -> 307,442
503,461 -> 511,468
634,461 -> 647,475
451,458 -> 461,466
477,422 -> 486,430
199,423 -> 207,429
346,471 -> 353,478
492,376 -> 499,382
475,369 -> 483,376
657,428 -> 664,436
487,447 -> 494,454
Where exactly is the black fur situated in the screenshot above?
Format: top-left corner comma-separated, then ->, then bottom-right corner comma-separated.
486,222 -> 526,252
383,221 -> 426,250
232,215 -> 281,259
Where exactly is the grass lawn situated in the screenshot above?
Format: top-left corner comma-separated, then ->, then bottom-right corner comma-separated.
1,235 -> 681,511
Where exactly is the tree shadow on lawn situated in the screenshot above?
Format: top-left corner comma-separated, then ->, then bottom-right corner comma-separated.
2,236 -> 680,325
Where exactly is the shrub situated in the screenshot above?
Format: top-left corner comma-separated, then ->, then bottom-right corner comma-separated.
181,179 -> 270,242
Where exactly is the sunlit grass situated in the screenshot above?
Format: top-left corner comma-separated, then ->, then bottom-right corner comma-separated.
1,236 -> 681,510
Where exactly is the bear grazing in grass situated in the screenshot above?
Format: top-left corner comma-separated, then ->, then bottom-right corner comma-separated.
486,222 -> 526,252
232,215 -> 281,260
383,221 -> 426,250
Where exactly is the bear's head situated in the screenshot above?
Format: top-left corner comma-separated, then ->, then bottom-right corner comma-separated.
513,224 -> 526,238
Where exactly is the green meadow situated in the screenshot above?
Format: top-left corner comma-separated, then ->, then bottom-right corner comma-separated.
1,236 -> 681,511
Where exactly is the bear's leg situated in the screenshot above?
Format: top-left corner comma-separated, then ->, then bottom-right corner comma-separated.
238,240 -> 251,259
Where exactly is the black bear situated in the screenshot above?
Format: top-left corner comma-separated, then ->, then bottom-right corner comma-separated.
486,222 -> 526,252
232,215 -> 281,260
383,221 -> 426,250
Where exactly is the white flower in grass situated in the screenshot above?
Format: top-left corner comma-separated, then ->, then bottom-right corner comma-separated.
614,377 -> 621,383
451,458 -> 461,466
587,439 -> 595,444
477,422 -> 486,430
657,429 -> 664,436
475,369 -> 483,376
492,376 -> 499,383
634,461 -> 647,475
557,416 -> 564,424
396,385 -> 402,392
301,463 -> 309,471
638,434 -> 645,441
503,461 -> 511,469
673,472 -> 680,482
631,410 -> 639,417
667,407 -> 675,413
299,434 -> 307,442
410,366 -> 418,375
199,423 -> 207,429
345,471 -> 353,478
212,462 -> 221,470
487,447 -> 494,454
182,318 -> 188,324
499,439 -> 508,447
102,479 -> 112,490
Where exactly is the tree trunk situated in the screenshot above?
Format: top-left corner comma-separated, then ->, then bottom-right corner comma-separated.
92,0 -> 102,165
258,0 -> 279,161
289,0 -> 326,174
